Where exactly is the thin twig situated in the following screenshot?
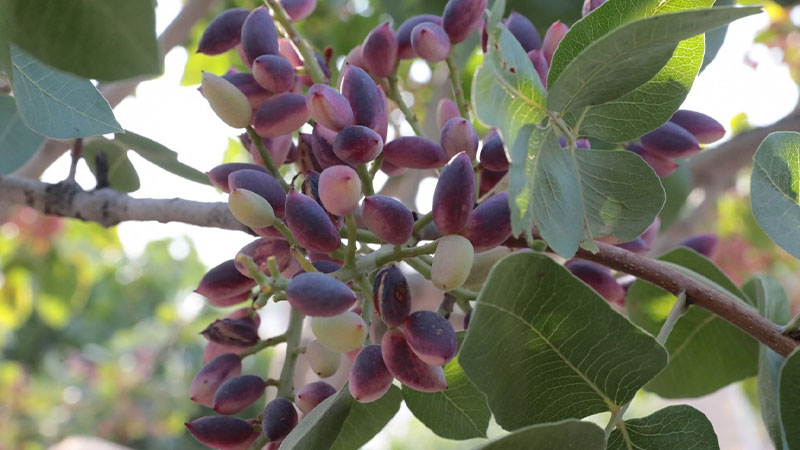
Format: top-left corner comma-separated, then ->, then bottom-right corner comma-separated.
387,74 -> 425,136
445,53 -> 468,118
263,0 -> 326,84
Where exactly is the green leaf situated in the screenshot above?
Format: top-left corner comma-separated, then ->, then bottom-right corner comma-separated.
7,0 -> 159,82
471,19 -> 547,169
511,124 -> 665,257
780,349 -> 800,449
626,248 -> 758,398
10,47 -> 121,139
750,132 -> 800,259
82,139 -> 140,193
701,0 -> 734,72
114,130 -> 212,186
744,274 -> 791,450
0,94 -> 44,174
403,353 -> 491,440
550,0 -> 718,142
473,420 -> 606,450
283,385 -> 401,450
460,253 -> 667,430
547,7 -> 759,115
607,405 -> 720,450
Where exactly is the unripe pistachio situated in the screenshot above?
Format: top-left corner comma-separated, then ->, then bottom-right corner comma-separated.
346,45 -> 366,69
433,152 -> 475,234
383,136 -> 447,169
229,188 -> 276,228
350,345 -> 394,402
213,374 -> 267,415
241,7 -> 279,65
527,49 -> 549,88
185,416 -> 256,449
669,110 -> 725,144
252,55 -> 296,93
403,310 -> 458,365
201,317 -> 260,347
309,126 -> 350,170
262,397 -> 298,442
207,163 -> 271,193
463,246 -> 514,291
228,169 -> 286,218
286,272 -> 356,317
479,131 -> 508,171
222,72 -> 271,110
542,21 -> 569,65
362,22 -> 398,78
461,192 -> 512,252
340,64 -> 388,141
318,165 -> 362,216
198,8 -> 249,55
284,190 -> 341,253
380,159 -> 408,177
478,167 -> 507,196
626,144 -> 678,178
506,12 -> 541,52
640,217 -> 661,247
235,238 -> 293,278
431,235 -> 474,291
576,138 -> 591,149
442,0 -> 488,44
436,98 -> 460,130
440,117 -> 478,159
295,381 -> 337,414
306,339 -> 341,377
411,23 -> 451,63
189,353 -> 242,407
679,233 -> 718,258
306,84 -> 354,131
254,93 -> 310,138
639,121 -> 701,158
361,195 -> 414,245
281,0 -> 317,22
333,125 -> 383,165
582,0 -> 607,16
381,329 -> 447,392
310,311 -> 368,353
397,15 -> 442,59
201,72 -> 252,128
565,259 -> 625,305
616,237 -> 649,253
372,265 -> 411,327
195,260 -> 256,305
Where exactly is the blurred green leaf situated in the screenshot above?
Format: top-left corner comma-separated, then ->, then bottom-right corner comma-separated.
460,253 -> 667,429
82,139 -> 141,193
744,274 -> 791,450
114,130 -> 212,186
10,47 -> 122,139
780,349 -> 800,449
0,94 -> 44,174
7,0 -> 159,82
659,161 -> 692,229
474,420 -> 605,450
627,248 -> 758,398
607,405 -> 720,449
750,132 -> 800,259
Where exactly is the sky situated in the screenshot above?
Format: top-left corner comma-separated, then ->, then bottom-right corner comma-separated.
38,2 -> 798,448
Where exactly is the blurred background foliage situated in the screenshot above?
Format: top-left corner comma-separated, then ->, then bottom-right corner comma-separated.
3,0 -> 800,449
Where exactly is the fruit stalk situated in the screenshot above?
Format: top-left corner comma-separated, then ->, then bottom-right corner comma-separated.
386,74 -> 425,136
263,0 -> 326,84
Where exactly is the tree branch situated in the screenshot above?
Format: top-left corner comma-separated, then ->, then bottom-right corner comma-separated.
575,242 -> 799,357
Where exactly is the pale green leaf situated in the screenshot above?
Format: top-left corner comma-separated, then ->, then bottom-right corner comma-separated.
114,130 -> 211,186
460,253 -> 667,430
750,132 -> 800,259
10,47 -> 121,139
403,353 -> 491,440
659,161 -> 692,228
626,248 -> 758,398
547,7 -> 759,115
8,0 -> 159,82
607,405 -> 720,450
0,94 -> 44,174
82,139 -> 140,193
780,349 -> 800,449
474,420 -> 605,450
744,274 -> 791,450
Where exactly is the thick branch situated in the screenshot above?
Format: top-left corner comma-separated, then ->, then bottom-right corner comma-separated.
576,242 -> 799,357
0,175 -> 245,231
